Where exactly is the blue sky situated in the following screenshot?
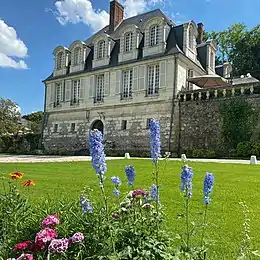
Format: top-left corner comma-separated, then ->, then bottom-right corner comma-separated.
0,0 -> 259,114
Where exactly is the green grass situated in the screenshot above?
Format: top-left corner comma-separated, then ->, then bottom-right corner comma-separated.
1,159 -> 260,259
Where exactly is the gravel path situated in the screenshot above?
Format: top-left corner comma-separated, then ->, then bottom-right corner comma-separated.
0,155 -> 256,164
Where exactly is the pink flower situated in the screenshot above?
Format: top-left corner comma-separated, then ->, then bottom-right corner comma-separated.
132,189 -> 147,198
42,214 -> 60,228
48,238 -> 69,254
70,232 -> 84,243
17,254 -> 34,260
35,228 -> 58,249
14,241 -> 32,252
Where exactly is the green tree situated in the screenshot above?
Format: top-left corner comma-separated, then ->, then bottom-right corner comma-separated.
22,111 -> 43,134
205,23 -> 260,76
0,98 -> 21,136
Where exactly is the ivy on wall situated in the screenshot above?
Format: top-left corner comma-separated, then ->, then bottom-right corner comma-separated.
219,98 -> 258,149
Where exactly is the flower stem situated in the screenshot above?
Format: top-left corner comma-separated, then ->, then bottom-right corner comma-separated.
98,175 -> 108,216
154,160 -> 159,238
185,188 -> 190,250
201,204 -> 208,248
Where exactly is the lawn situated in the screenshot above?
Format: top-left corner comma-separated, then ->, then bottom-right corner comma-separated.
1,159 -> 260,259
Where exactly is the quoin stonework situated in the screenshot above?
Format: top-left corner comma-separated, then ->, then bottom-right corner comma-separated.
42,0 -> 258,155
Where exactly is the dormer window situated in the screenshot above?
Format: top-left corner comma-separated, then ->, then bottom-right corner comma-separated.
124,32 -> 133,52
97,40 -> 106,59
74,47 -> 81,65
57,52 -> 63,70
188,27 -> 194,49
150,25 -> 159,46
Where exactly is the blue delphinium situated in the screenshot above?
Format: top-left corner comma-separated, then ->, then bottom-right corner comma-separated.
149,119 -> 161,163
150,184 -> 159,203
113,189 -> 120,197
125,165 -> 136,186
111,176 -> 122,187
180,165 -> 194,198
89,130 -> 107,177
80,195 -> 93,215
203,172 -> 215,205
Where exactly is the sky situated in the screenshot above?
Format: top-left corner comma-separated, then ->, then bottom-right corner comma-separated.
0,0 -> 259,115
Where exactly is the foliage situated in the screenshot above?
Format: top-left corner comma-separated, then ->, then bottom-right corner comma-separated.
0,98 -> 21,136
22,111 -> 43,134
236,142 -> 252,158
219,98 -> 258,149
204,23 -> 260,76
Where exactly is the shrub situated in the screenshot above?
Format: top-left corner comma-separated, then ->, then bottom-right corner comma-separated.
250,141 -> 260,157
236,141 -> 252,158
206,150 -> 216,159
192,149 -> 205,158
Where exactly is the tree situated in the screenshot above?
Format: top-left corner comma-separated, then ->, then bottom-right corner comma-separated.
0,98 -> 21,136
204,23 -> 260,76
22,111 -> 43,134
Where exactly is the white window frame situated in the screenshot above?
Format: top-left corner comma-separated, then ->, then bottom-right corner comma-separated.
188,27 -> 194,50
150,25 -> 159,46
147,64 -> 160,95
57,52 -> 63,70
96,75 -> 104,102
74,47 -> 81,65
97,40 -> 105,59
55,83 -> 62,105
187,69 -> 194,90
122,69 -> 133,99
72,80 -> 80,103
124,32 -> 133,52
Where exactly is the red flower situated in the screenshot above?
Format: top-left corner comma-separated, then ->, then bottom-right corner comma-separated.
132,189 -> 147,198
14,241 -> 32,252
9,172 -> 23,180
22,180 -> 36,187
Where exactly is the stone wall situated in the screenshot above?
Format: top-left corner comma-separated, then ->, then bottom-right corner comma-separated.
43,99 -> 175,155
178,82 -> 260,154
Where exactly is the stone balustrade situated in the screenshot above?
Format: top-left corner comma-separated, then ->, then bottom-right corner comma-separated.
177,83 -> 260,102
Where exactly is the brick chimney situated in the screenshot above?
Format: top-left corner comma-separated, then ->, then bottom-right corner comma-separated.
109,0 -> 124,32
197,23 -> 204,44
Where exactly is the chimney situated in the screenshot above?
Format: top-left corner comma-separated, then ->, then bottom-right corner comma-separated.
109,0 -> 124,32
197,23 -> 204,44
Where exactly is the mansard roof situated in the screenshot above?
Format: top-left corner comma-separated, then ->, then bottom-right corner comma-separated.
43,9 -> 206,82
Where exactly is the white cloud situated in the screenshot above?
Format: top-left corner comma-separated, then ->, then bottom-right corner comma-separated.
52,0 -> 166,32
0,19 -> 28,69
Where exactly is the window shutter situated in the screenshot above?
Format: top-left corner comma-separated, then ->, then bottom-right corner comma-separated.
104,72 -> 110,96
139,65 -> 146,91
89,75 -> 95,98
160,61 -> 166,88
133,67 -> 138,91
79,79 -> 85,99
145,29 -> 150,47
65,80 -> 72,101
49,83 -> 55,107
115,70 -> 122,94
166,60 -> 174,88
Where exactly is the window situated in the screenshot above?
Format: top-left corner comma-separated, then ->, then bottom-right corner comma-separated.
147,64 -> 160,95
146,118 -> 152,129
95,75 -> 104,102
188,27 -> 194,49
121,120 -> 127,130
53,124 -> 58,133
55,83 -> 62,105
187,69 -> 194,90
210,51 -> 214,69
72,80 -> 80,104
150,25 -> 159,46
122,69 -> 133,99
124,32 -> 133,52
97,40 -> 105,59
57,52 -> 63,70
74,47 -> 81,65
71,123 -> 76,132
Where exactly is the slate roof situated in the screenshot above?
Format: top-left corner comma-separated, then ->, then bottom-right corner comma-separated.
43,9 -> 205,82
